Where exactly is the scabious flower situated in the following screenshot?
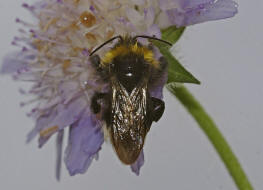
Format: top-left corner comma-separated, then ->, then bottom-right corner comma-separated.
1,0 -> 237,179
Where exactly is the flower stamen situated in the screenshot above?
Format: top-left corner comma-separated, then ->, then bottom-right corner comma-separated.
62,59 -> 71,72
43,18 -> 58,32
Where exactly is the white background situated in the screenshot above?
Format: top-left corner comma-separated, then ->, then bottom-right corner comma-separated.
0,0 -> 262,189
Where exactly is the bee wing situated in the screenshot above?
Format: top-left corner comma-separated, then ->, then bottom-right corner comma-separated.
110,80 -> 150,165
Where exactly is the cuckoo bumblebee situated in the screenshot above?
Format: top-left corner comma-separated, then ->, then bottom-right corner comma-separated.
89,35 -> 171,165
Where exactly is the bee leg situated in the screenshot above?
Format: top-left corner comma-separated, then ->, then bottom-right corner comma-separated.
90,54 -> 101,69
149,56 -> 168,85
91,92 -> 107,114
90,54 -> 105,73
151,97 -> 165,122
158,56 -> 168,72
90,54 -> 109,80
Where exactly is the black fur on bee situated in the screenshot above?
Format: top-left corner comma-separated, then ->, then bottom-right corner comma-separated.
89,36 -> 170,165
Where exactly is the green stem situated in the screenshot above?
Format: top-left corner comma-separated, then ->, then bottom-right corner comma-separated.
167,84 -> 253,190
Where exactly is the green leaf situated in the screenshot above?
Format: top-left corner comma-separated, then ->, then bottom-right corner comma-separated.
167,84 -> 254,190
154,26 -> 200,84
160,46 -> 200,84
161,26 -> 185,44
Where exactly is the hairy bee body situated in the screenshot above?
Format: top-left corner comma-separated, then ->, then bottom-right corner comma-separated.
90,36 -> 167,165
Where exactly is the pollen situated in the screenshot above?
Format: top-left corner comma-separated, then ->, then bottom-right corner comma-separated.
74,0 -> 80,4
85,32 -> 97,44
33,39 -> 43,51
80,11 -> 96,28
58,21 -> 80,34
70,47 -> 84,57
62,59 -> 71,72
106,26 -> 115,39
43,18 -> 58,32
40,126 -> 59,138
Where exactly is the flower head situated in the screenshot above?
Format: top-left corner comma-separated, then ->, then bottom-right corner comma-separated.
1,0 -> 237,178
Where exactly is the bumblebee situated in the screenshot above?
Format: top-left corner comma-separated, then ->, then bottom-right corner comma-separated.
89,36 -> 171,165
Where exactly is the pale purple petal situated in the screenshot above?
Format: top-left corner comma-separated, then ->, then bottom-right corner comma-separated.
159,0 -> 182,11
64,110 -> 104,176
56,130 -> 64,181
145,24 -> 161,38
144,7 -> 155,28
47,97 -> 87,130
26,109 -> 57,143
58,81 -> 79,104
131,0 -> 145,5
164,0 -> 238,27
156,11 -> 173,29
191,0 -> 238,23
1,51 -> 35,74
38,135 -> 53,148
181,0 -> 213,9
160,0 -> 216,10
130,150 -> 144,175
126,7 -> 144,26
27,96 -> 87,146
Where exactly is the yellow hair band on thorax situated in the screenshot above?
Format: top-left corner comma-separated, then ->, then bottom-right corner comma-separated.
101,43 -> 159,68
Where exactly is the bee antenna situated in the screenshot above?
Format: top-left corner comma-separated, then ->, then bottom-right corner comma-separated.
90,36 -> 123,56
134,35 -> 172,46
